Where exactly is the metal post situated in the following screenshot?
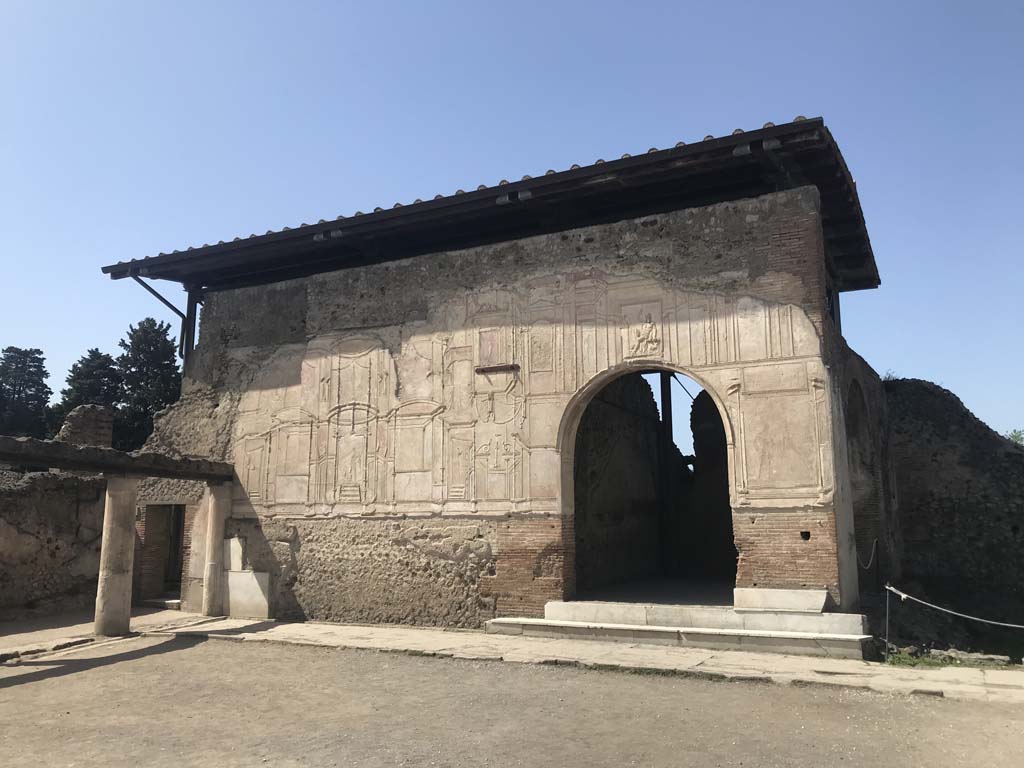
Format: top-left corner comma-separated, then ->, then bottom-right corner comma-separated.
884,583 -> 891,663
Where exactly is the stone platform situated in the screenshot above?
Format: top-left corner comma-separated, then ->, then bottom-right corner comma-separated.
486,599 -> 871,659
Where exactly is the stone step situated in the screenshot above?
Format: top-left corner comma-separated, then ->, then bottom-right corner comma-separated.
485,617 -> 871,659
544,601 -> 868,635
142,598 -> 182,611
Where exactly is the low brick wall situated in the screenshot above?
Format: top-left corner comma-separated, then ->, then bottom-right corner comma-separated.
733,508 -> 840,604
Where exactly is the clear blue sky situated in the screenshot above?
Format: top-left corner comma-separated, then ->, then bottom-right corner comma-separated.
2,1 -> 1021,436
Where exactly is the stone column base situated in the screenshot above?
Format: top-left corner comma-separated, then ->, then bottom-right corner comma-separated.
734,587 -> 830,613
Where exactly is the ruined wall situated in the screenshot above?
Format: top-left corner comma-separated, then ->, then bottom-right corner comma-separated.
573,373 -> 661,593
828,337 -> 899,602
885,379 -> 1024,650
136,388 -> 235,611
0,405 -> 115,615
56,404 -> 114,448
0,472 -> 106,612
142,186 -> 858,622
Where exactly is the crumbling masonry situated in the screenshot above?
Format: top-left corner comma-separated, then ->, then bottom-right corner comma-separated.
97,118 -> 903,629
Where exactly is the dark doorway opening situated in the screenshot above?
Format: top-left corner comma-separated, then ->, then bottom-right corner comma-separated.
164,505 -> 185,595
136,504 -> 187,604
572,370 -> 736,605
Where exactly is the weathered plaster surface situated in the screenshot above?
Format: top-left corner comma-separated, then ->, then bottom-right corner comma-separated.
144,187 -> 858,621
0,473 -> 106,611
829,335 -> 898,602
226,516 -> 496,626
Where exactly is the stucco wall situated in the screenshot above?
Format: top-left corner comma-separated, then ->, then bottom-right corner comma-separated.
141,186 -> 859,622
828,332 -> 899,603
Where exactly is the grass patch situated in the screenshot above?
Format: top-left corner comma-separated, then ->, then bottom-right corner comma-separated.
886,650 -> 1015,669
886,651 -> 950,668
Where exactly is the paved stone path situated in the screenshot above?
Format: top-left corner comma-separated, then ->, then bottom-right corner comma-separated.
4,610 -> 1024,703
5,635 -> 1021,767
154,615 -> 1024,703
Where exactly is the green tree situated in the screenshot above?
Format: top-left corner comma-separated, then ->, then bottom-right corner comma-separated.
1006,429 -> 1024,447
0,346 -> 53,437
114,319 -> 181,450
51,348 -> 123,429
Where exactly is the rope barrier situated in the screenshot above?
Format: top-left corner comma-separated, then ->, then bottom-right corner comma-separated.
884,583 -> 1024,662
885,584 -> 1024,631
856,539 -> 877,570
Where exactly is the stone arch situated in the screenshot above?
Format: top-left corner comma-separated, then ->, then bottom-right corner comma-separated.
556,360 -> 737,600
556,360 -> 735,456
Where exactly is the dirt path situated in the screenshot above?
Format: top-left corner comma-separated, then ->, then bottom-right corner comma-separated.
1,636 -> 1021,767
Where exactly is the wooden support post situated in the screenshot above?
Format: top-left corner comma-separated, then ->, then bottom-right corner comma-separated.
182,290 -> 199,362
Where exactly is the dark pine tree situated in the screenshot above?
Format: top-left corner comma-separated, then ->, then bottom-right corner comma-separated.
115,319 -> 182,450
51,348 -> 123,429
0,346 -> 53,437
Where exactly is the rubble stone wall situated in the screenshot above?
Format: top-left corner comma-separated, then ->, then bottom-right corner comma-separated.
56,404 -> 114,448
225,515 -> 497,626
885,379 -> 1024,650
0,404 -> 116,614
141,186 -> 861,623
0,472 -> 106,612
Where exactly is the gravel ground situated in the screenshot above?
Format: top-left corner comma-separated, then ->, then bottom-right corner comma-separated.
0,635 -> 1021,767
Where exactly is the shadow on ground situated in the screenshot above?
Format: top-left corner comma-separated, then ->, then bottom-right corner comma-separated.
0,605 -> 169,638
0,635 -> 206,691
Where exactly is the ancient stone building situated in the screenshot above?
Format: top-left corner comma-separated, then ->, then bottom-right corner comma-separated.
101,118 -> 895,651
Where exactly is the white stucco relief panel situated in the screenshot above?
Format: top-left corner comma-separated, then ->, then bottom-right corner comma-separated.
729,360 -> 836,506
229,269 -> 833,517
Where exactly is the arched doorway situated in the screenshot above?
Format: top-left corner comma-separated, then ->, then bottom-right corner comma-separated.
567,367 -> 736,605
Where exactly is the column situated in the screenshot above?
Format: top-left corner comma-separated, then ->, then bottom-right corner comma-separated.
94,475 -> 141,636
201,481 -> 233,616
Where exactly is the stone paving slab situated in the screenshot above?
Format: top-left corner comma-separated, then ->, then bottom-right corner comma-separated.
0,608 -> 215,662
142,617 -> 1024,704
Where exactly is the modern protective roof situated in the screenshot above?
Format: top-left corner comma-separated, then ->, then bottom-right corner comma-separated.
102,117 -> 879,293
